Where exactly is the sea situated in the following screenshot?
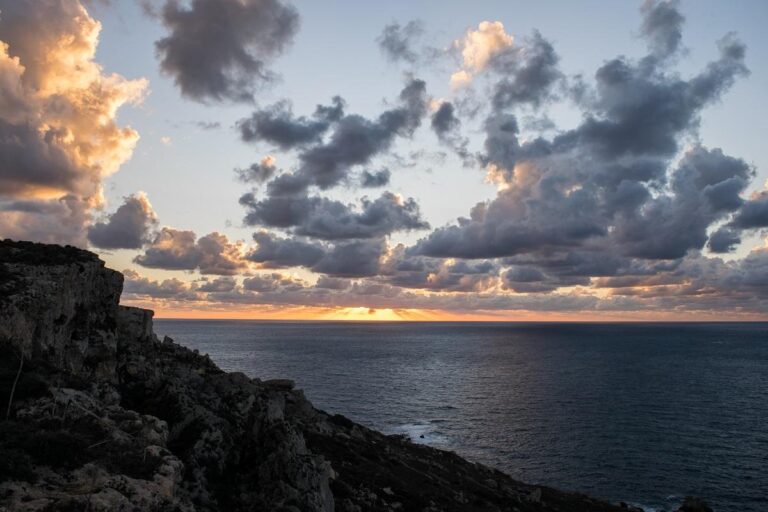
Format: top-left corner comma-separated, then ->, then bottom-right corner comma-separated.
154,320 -> 768,512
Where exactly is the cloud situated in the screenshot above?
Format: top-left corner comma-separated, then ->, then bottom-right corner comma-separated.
640,0 -> 685,61
450,21 -> 514,87
284,78 -> 427,192
491,31 -> 562,109
595,249 -> 768,308
246,232 -> 387,278
113,2 -> 767,318
243,272 -> 304,292
360,168 -> 391,188
197,276 -> 237,293
236,155 -> 279,184
731,192 -> 768,229
235,78 -> 428,233
87,192 -> 158,249
312,238 -> 387,277
0,196 -> 91,246
384,250 -> 500,292
121,241 -> 768,315
614,147 -> 752,259
377,20 -> 424,64
155,0 -> 299,102
241,191 -> 429,240
707,226 -> 741,253
246,231 -> 326,268
431,101 -> 460,137
0,0 -> 147,246
135,228 -> 249,275
122,269 -> 197,299
314,276 -> 351,290
430,101 -> 471,162
238,97 -> 344,149
417,14 -> 750,265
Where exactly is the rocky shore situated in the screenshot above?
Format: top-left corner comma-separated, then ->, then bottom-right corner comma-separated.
0,240 -> 712,512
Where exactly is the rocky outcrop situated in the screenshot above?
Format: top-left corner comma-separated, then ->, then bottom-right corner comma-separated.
0,241 -> 122,384
0,240 -> 702,511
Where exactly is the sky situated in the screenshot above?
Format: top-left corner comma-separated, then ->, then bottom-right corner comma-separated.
1,0 -> 767,321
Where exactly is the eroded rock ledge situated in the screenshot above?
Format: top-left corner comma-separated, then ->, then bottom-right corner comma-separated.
0,240 -> 709,512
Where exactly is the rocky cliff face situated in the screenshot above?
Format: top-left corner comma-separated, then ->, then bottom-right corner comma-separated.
0,240 -> 710,512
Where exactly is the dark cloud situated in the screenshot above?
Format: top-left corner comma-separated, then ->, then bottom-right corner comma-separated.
501,263 -> 591,293
313,96 -> 346,123
431,102 -> 459,137
246,231 -> 326,268
640,0 -> 685,61
417,25 -> 750,263
122,269 -> 197,299
235,78 -> 428,232
414,179 -> 607,259
596,250 -> 768,308
286,78 -> 427,191
155,0 -> 299,102
572,39 -> 747,160
502,269 -> 557,294
0,120 -> 82,198
197,276 -> 237,293
238,98 -> 344,149
241,192 -> 429,240
248,233 -> 386,278
360,169 -> 391,188
236,156 -> 279,184
384,252 -> 499,292
377,21 -> 424,64
87,193 -> 158,250
707,226 -> 741,253
135,228 -> 249,275
430,101 -> 471,163
731,192 -> 768,229
491,31 -> 562,109
243,273 -> 303,292
312,238 -> 386,277
614,147 -> 751,259
314,276 -> 351,290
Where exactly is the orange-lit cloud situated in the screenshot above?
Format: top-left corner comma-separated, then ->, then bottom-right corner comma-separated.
0,0 -> 147,245
450,21 -> 514,87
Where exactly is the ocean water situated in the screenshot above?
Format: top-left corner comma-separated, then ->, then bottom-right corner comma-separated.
154,321 -> 768,512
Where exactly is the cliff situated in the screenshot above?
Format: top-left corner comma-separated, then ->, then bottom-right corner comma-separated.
0,240 -> 709,512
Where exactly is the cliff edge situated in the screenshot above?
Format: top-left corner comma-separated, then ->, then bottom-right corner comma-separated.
0,240 -> 708,512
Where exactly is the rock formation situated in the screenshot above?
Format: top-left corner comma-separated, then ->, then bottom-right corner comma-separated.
0,240 -> 708,511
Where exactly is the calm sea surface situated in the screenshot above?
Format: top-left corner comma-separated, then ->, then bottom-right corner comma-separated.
154,321 -> 767,512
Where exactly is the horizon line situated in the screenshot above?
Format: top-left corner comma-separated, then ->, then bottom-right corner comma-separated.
153,317 -> 768,324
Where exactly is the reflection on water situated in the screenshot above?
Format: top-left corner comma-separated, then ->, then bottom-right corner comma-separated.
155,320 -> 768,512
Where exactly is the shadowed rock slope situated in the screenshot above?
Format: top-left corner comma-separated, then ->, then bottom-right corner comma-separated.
0,240 -> 702,512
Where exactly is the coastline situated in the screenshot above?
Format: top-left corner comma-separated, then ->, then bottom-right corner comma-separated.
0,240 -> 712,512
